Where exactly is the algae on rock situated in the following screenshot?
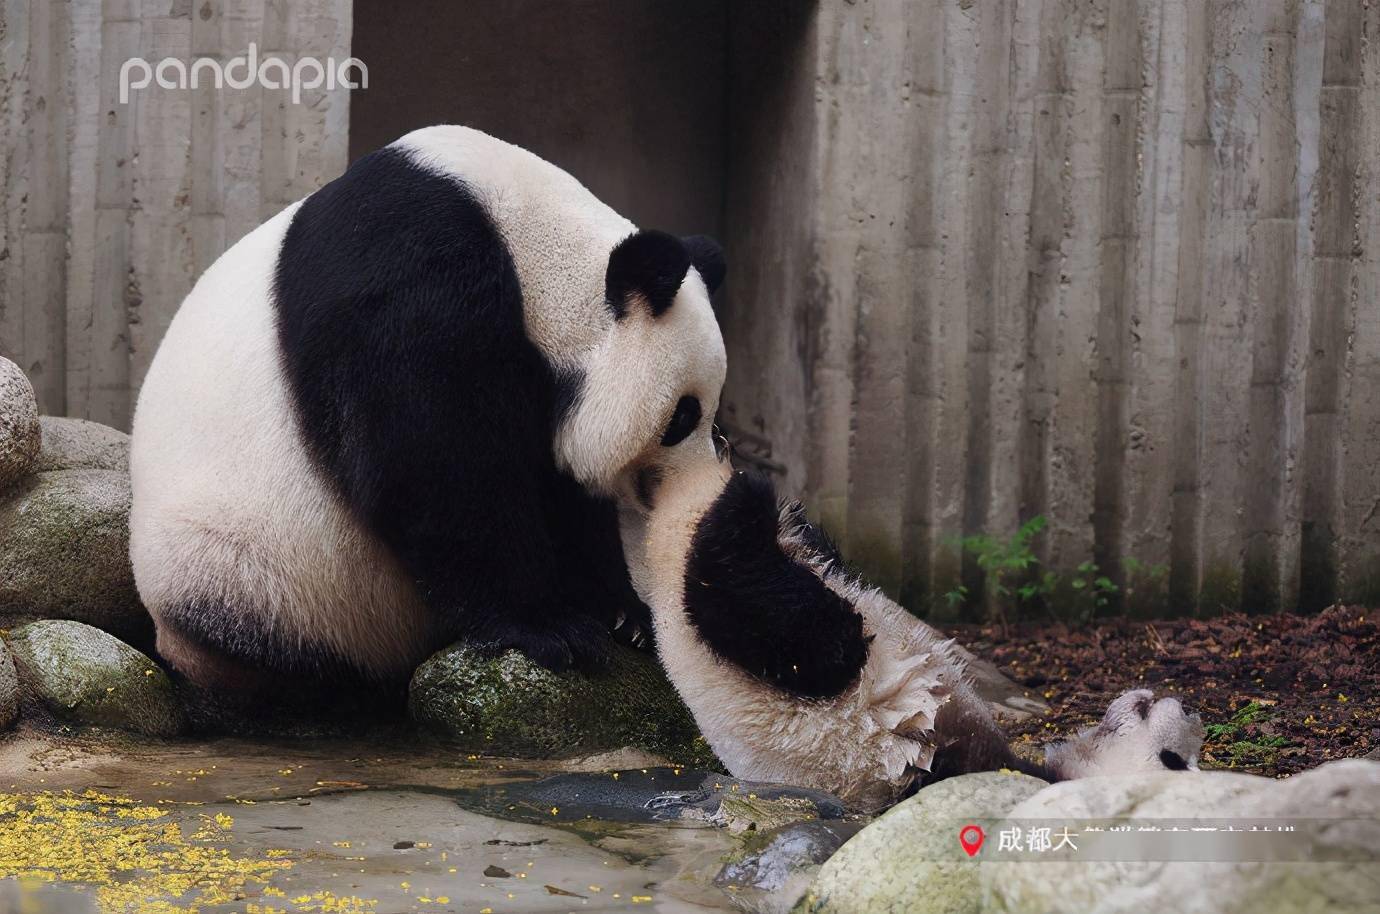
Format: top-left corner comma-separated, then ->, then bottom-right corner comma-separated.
5,620 -> 185,737
409,643 -> 714,766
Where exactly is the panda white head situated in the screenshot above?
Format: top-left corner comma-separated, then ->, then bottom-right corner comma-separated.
553,230 -> 729,513
1043,689 -> 1205,779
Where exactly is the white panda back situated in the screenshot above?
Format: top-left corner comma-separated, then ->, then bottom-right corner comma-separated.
394,126 -> 636,370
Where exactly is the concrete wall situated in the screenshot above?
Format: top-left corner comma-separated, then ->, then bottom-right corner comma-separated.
350,0 -> 727,239
0,0 -> 353,430
719,0 -> 1380,617
5,1 -> 1377,618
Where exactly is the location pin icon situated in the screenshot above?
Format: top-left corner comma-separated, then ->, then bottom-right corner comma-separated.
958,824 -> 985,857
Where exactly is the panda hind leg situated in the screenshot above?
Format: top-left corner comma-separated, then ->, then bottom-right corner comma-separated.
917,694 -> 1061,789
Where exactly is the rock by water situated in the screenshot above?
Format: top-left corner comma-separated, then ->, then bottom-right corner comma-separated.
4,620 -> 185,737
0,639 -> 18,730
0,356 -> 41,493
410,643 -> 713,764
797,771 -> 1046,914
983,759 -> 1380,914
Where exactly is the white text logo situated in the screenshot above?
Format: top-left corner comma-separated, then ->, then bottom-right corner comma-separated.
119,43 -> 366,104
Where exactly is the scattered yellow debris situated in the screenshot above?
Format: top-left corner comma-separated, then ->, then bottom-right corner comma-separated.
0,790 -> 292,913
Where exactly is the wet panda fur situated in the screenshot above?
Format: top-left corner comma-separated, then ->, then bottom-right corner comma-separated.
637,469 -> 1206,810
130,126 -> 728,694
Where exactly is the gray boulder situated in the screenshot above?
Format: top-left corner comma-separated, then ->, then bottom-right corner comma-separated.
410,643 -> 713,765
983,760 -> 1380,914
718,821 -> 862,914
0,639 -> 18,729
4,620 -> 184,736
0,356 -> 41,492
34,416 -> 130,473
797,772 -> 1047,913
0,467 -> 149,641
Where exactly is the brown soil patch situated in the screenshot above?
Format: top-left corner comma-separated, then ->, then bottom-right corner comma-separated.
951,604 -> 1377,777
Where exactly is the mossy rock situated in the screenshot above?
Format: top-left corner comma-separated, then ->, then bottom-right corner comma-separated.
409,643 -> 714,765
5,620 -> 185,737
0,468 -> 151,644
796,771 -> 1046,914
0,639 -> 17,730
0,356 -> 40,493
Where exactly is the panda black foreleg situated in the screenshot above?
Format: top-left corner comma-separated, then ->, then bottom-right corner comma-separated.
541,469 -> 655,650
302,354 -> 618,673
361,431 -> 616,673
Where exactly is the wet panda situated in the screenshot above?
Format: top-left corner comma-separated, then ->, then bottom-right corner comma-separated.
130,125 -> 727,691
635,466 -> 1206,810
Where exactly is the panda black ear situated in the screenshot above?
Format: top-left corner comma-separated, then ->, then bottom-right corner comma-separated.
606,229 -> 691,320
682,234 -> 726,295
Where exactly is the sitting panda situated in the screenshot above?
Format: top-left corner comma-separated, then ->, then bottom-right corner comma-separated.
131,125 -> 1200,807
130,125 -> 727,690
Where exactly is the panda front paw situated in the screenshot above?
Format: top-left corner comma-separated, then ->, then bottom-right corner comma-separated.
609,604 -> 654,651
471,613 -> 614,673
1044,688 -> 1205,779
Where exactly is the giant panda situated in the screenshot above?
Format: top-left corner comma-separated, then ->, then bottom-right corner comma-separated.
131,125 -> 1201,809
632,463 -> 1206,809
130,125 -> 727,691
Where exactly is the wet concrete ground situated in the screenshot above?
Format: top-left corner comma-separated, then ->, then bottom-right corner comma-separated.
0,729 -> 747,913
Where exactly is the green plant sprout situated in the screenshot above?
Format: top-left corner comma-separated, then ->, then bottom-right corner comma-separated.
1202,701 -> 1292,769
942,515 -> 1168,623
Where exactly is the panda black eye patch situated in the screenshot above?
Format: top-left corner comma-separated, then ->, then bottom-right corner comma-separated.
1159,749 -> 1189,770
661,395 -> 701,447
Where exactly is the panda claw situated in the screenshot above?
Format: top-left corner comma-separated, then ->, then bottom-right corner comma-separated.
605,602 -> 655,652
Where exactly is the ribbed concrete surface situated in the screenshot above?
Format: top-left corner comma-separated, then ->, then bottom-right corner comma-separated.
719,0 -> 1380,618
4,1 -> 1376,619
0,0 -> 353,430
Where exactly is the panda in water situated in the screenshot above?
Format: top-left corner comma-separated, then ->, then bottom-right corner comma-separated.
130,126 -> 1202,809
636,465 -> 1205,808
